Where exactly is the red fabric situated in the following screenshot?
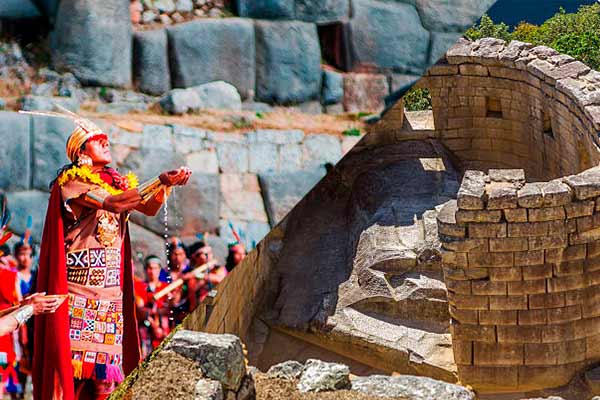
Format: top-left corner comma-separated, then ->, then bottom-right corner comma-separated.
33,184 -> 141,400
33,184 -> 73,400
0,269 -> 18,365
133,279 -> 146,303
0,269 -> 17,305
134,280 -> 168,310
98,168 -> 129,191
121,227 -> 141,376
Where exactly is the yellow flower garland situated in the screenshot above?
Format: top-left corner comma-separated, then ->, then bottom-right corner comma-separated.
57,165 -> 139,195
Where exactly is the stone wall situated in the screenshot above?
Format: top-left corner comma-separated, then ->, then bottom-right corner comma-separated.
0,110 -> 354,273
416,38 -> 600,181
134,0 -> 494,108
181,39 -> 600,394
183,222 -> 283,343
1,1 -> 495,111
235,0 -> 495,73
438,167 -> 600,392
409,37 -> 600,393
135,16 -> 391,111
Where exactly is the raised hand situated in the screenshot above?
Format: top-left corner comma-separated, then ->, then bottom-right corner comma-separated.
159,167 -> 192,187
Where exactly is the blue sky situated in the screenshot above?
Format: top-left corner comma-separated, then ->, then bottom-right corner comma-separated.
488,0 -> 597,27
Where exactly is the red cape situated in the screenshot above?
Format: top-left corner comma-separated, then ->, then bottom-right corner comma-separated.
33,184 -> 141,400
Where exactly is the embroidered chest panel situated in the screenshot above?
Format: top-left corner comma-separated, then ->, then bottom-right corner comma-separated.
66,247 -> 121,288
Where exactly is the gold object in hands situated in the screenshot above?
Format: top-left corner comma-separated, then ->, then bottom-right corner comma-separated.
137,176 -> 165,204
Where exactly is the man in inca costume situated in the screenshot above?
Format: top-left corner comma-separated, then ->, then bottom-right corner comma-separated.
23,107 -> 191,400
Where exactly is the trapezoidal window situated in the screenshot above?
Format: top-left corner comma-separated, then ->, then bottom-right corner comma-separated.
543,110 -> 554,139
486,97 -> 503,118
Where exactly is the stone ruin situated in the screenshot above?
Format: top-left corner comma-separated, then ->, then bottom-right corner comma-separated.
179,37 -> 600,397
421,37 -> 600,393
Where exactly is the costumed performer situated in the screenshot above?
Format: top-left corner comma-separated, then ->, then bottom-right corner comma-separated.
21,107 -> 192,400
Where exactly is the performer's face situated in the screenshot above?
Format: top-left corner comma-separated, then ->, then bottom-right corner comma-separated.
192,245 -> 213,266
170,248 -> 187,268
81,137 -> 112,166
145,262 -> 161,281
230,245 -> 246,266
16,248 -> 32,269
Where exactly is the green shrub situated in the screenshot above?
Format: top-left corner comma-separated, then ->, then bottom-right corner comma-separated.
402,88 -> 432,111
552,31 -> 600,70
464,14 -> 511,42
511,22 -> 539,43
466,5 -> 600,71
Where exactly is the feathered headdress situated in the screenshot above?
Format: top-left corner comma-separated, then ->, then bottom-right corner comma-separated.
0,196 -> 12,256
228,221 -> 245,249
20,215 -> 33,246
196,232 -> 209,242
19,104 -> 108,162
167,236 -> 185,249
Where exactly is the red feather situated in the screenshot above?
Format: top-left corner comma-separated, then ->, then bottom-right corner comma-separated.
0,232 -> 12,247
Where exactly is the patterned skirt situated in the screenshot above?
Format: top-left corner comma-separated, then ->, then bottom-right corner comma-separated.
68,294 -> 124,383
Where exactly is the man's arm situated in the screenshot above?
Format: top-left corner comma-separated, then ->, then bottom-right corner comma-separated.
69,168 -> 191,215
134,186 -> 172,216
0,314 -> 20,336
71,188 -> 143,214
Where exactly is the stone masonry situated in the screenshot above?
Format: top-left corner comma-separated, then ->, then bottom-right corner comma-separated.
423,37 -> 600,393
438,167 -> 600,392
182,38 -> 600,394
416,38 -> 600,181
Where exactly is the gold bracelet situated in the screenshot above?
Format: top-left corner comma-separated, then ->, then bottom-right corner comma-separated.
154,186 -> 172,203
137,177 -> 165,204
84,191 -> 106,209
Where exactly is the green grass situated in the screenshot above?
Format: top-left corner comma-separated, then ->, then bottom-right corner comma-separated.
402,88 -> 432,112
342,127 -> 361,136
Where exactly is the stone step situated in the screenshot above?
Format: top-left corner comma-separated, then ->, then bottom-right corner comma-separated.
325,307 -> 456,382
350,271 -> 450,331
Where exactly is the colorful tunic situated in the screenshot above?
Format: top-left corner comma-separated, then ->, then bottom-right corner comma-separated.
61,178 -> 127,383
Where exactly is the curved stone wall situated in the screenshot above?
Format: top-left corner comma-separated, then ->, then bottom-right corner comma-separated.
431,39 -> 600,393
438,168 -> 600,392
418,38 -> 600,182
